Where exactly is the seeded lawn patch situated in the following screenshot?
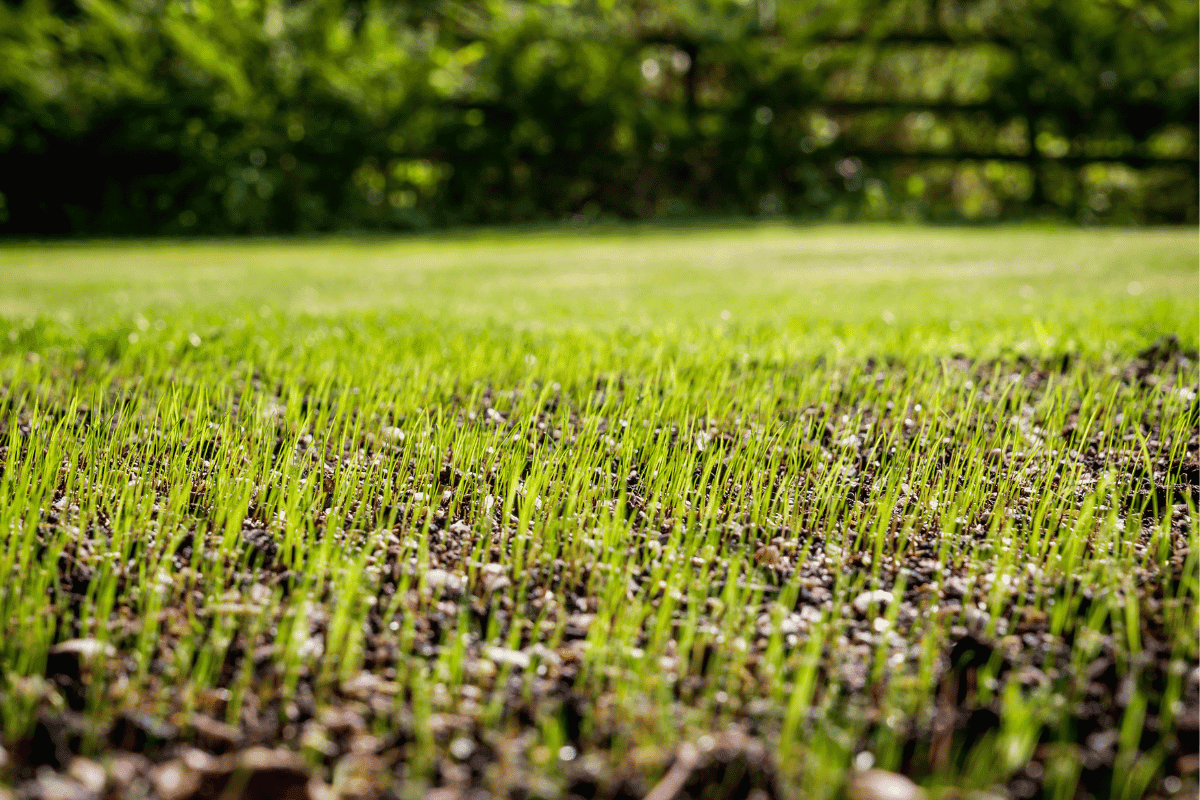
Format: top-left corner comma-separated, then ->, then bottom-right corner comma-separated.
0,226 -> 1196,800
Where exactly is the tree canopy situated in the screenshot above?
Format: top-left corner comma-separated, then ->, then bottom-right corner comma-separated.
1,0 -> 1195,234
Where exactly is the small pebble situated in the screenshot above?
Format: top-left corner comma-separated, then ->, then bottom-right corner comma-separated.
848,769 -> 925,800
853,590 -> 894,615
449,737 -> 475,760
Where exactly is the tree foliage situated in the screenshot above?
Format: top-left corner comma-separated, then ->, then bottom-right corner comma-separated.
0,0 -> 1195,234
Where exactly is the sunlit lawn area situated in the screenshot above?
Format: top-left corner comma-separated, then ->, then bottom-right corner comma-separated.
0,225 -> 1196,800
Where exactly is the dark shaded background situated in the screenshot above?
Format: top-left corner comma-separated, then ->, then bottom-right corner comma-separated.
0,0 -> 1196,236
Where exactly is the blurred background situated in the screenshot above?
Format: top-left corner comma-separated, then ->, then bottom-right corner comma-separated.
0,0 -> 1196,236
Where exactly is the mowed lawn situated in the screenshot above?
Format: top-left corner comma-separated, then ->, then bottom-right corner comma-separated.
0,226 -> 1196,800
